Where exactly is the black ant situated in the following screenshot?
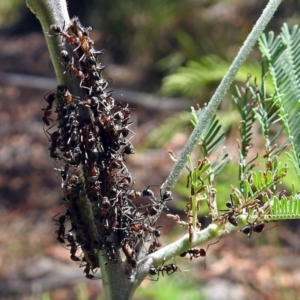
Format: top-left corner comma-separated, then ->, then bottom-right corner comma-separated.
161,190 -> 172,202
153,187 -> 172,210
55,223 -> 66,244
48,133 -> 61,160
52,212 -> 68,226
61,50 -> 71,67
145,205 -> 159,217
42,109 -> 52,126
127,186 -> 154,200
141,187 -> 155,197
179,248 -> 206,260
83,263 -> 101,280
241,221 -> 265,238
49,147 -> 60,160
179,240 -> 220,269
47,129 -> 60,143
223,197 -> 238,226
43,91 -> 56,111
56,85 -> 68,103
148,262 -> 180,280
67,232 -> 81,262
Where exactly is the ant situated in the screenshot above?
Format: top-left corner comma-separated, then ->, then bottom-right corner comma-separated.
52,212 -> 69,226
49,147 -> 60,160
50,23 -> 79,45
126,185 -> 154,200
56,85 -> 69,104
161,190 -> 172,202
61,50 -> 70,66
99,197 -> 111,215
43,90 -> 56,111
87,165 -> 100,182
154,187 -> 172,210
222,197 -> 238,226
144,204 -> 159,217
48,131 -> 62,160
241,221 -> 265,238
66,232 -> 81,262
42,109 -> 52,126
46,129 -> 60,144
141,187 -> 155,198
83,263 -> 101,280
65,57 -> 85,81
148,261 -> 180,281
142,224 -> 162,239
122,242 -> 137,268
54,164 -> 71,188
68,17 -> 93,53
78,49 -> 105,73
55,223 -> 66,244
148,240 -> 162,254
179,248 -> 206,260
179,240 -> 220,269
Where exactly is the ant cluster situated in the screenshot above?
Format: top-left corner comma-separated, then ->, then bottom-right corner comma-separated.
43,17 -> 173,279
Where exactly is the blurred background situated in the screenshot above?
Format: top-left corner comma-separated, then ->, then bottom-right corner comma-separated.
1,0 -> 300,299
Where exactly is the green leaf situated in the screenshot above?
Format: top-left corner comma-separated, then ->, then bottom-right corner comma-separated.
259,24 -> 300,182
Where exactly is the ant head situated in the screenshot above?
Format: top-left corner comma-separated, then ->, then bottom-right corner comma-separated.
142,187 -> 155,197
50,24 -> 61,34
241,225 -> 252,236
148,267 -> 158,276
61,50 -> 70,63
161,190 -> 172,201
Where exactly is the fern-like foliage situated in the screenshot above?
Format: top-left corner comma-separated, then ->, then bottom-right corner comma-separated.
265,194 -> 300,220
214,65 -> 292,225
232,76 -> 257,193
259,24 -> 300,181
160,54 -> 261,97
191,106 -> 230,175
144,111 -> 191,148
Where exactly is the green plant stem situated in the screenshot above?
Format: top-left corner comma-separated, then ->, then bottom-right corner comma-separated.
162,0 -> 283,191
26,0 -> 69,85
26,1 -> 133,299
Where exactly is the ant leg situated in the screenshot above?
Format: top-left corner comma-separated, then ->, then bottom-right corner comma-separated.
203,235 -> 223,270
79,79 -> 92,94
44,123 -> 57,140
